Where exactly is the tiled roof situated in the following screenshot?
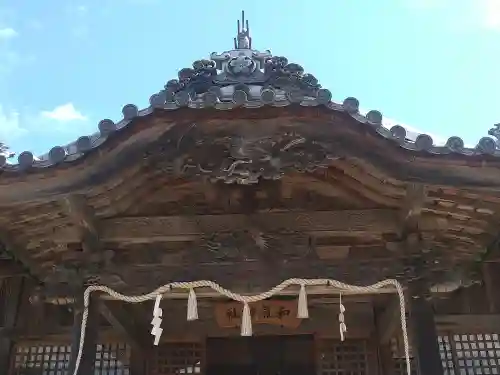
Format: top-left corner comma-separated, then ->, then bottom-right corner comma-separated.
2,12 -> 499,173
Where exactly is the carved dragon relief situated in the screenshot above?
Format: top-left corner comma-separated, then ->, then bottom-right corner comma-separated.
173,130 -> 335,184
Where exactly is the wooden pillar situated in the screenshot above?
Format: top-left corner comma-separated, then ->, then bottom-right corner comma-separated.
130,348 -> 147,375
408,283 -> 443,375
483,262 -> 500,313
378,345 -> 396,375
0,277 -> 24,372
375,298 -> 399,375
68,294 -> 99,375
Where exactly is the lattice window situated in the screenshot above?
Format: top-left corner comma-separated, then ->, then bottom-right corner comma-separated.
396,333 -> 500,375
451,333 -> 500,375
153,342 -> 204,375
438,335 -> 456,375
94,342 -> 131,375
317,339 -> 370,375
10,344 -> 71,375
10,342 -> 130,375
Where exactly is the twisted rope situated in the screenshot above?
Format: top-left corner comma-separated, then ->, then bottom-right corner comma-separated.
72,278 -> 410,375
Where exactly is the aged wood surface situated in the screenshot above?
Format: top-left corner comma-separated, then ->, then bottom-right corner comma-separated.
376,295 -> 402,344
99,301 -> 152,354
51,209 -> 446,243
1,107 -> 500,195
0,113 -> 498,295
62,194 -> 101,253
409,283 -> 444,375
0,278 -> 23,371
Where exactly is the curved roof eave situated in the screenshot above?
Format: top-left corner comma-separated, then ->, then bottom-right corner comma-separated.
2,92 -> 499,174
2,15 -> 499,173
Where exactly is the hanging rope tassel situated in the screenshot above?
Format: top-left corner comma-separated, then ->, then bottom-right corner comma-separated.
339,293 -> 347,341
187,288 -> 199,321
241,302 -> 253,336
297,284 -> 309,319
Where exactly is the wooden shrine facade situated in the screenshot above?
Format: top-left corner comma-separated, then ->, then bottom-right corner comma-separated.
1,270 -> 500,375
2,11 -> 500,375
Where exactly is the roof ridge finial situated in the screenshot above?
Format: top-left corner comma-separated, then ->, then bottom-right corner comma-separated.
234,10 -> 252,50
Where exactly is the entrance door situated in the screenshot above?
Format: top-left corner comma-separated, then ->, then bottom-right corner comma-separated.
206,335 -> 315,375
251,336 -> 284,375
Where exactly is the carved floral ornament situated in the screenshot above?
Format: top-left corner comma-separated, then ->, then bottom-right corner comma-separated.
2,13 -> 500,171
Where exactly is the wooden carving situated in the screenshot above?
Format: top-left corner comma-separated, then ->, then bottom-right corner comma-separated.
174,131 -> 334,184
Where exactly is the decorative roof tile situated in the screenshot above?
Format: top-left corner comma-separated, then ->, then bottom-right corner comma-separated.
2,12 -> 499,173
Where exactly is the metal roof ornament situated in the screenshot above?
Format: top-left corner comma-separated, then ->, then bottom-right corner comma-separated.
234,11 -> 251,50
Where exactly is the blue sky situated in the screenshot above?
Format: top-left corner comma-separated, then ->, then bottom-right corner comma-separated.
0,0 -> 499,157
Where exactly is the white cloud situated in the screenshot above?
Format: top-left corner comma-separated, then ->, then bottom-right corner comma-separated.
76,5 -> 88,14
0,106 -> 27,143
0,27 -> 17,40
0,25 -> 33,79
0,103 -> 94,156
41,103 -> 87,122
65,4 -> 90,39
480,0 -> 500,30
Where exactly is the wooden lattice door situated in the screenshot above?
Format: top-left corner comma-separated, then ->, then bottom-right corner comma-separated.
317,339 -> 372,375
152,342 -> 204,375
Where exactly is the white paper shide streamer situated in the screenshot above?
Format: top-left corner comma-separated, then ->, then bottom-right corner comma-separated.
151,294 -> 163,346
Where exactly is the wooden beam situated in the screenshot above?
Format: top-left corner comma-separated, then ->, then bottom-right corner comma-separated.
53,209 -> 447,244
0,261 -> 28,278
0,233 -> 45,280
37,284 -> 399,305
99,300 -> 151,353
483,263 -> 500,313
400,183 -> 427,237
376,296 -> 403,344
0,325 -> 72,339
62,194 -> 101,252
0,277 -> 24,372
435,313 -> 500,331
409,283 -> 444,375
